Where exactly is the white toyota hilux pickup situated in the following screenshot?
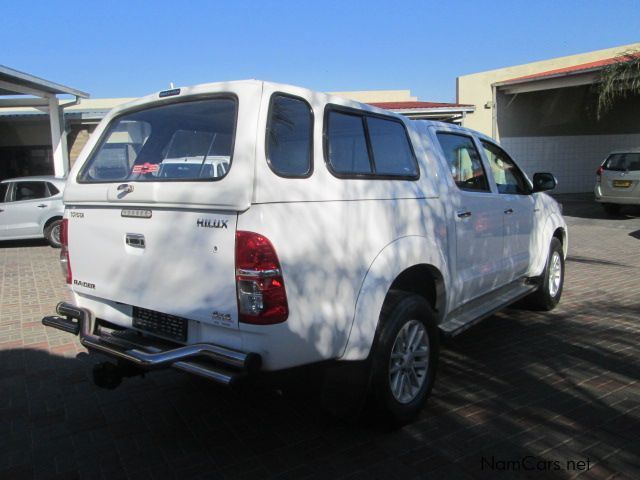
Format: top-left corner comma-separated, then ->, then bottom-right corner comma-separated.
43,80 -> 567,425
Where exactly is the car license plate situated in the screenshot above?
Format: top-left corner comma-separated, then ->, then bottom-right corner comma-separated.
613,180 -> 632,188
133,306 -> 188,342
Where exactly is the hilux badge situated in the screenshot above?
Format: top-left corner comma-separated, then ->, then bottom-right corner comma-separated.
197,218 -> 228,229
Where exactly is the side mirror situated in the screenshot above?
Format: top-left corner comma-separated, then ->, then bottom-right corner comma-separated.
532,172 -> 557,192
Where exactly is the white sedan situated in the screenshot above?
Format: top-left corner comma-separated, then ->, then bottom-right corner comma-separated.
0,176 -> 66,247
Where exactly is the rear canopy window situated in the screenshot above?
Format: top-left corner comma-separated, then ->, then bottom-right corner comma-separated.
266,94 -> 313,177
604,152 -> 640,172
79,98 -> 236,182
326,108 -> 418,178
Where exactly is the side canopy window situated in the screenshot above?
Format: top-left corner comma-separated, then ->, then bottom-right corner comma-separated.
79,98 -> 237,182
266,94 -> 313,177
482,141 -> 530,195
326,109 -> 418,178
436,132 -> 489,192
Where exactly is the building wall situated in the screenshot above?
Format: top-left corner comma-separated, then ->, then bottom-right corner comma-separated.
457,42 -> 640,137
503,133 -> 640,193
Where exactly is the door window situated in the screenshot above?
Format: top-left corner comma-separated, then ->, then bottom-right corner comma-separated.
436,132 -> 490,192
0,183 -> 8,202
13,181 -> 49,201
481,141 -> 530,195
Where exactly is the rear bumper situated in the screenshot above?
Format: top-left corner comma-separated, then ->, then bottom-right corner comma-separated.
42,302 -> 261,386
595,186 -> 640,205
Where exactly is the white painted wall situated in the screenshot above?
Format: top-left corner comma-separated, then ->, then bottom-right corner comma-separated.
502,134 -> 640,193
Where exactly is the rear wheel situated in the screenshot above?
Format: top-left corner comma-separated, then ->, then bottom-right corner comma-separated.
525,237 -> 564,311
44,219 -> 62,248
368,291 -> 439,427
602,203 -> 622,216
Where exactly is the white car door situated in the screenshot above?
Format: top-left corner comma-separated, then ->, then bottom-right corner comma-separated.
433,130 -> 506,306
481,140 -> 535,282
1,181 -> 52,239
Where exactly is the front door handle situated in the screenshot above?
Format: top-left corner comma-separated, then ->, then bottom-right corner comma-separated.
457,210 -> 472,219
37,204 -> 47,208
504,208 -> 514,214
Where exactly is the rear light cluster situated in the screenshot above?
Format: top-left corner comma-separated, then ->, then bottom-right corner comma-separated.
596,166 -> 604,183
60,218 -> 72,284
235,231 -> 288,325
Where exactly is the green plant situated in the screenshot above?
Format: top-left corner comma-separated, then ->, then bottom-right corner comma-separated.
597,50 -> 640,118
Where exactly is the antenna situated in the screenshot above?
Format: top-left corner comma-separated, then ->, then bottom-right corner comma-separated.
169,82 -> 175,89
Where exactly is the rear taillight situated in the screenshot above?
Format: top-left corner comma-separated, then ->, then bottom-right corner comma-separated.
596,166 -> 604,183
235,231 -> 288,325
60,218 -> 72,284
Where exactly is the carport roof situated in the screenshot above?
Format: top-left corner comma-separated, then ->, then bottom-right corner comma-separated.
0,65 -> 89,98
496,53 -> 640,87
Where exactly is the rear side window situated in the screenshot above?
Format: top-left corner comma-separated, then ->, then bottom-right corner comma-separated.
604,153 -> 640,172
47,183 -> 60,196
14,181 -> 49,201
325,108 -> 418,178
436,132 -> 490,192
0,184 -> 8,202
79,98 -> 237,183
266,94 -> 313,177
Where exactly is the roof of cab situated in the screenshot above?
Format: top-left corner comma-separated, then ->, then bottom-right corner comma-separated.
1,175 -> 66,184
105,79 -> 413,123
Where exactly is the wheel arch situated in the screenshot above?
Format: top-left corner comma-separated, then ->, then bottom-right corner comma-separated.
43,215 -> 63,231
339,235 -> 449,361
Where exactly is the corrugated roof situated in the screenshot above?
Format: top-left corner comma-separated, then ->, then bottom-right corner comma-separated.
370,101 -> 473,110
502,53 -> 640,85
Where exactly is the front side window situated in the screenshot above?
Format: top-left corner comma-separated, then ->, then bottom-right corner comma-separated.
266,95 -> 313,177
482,141 -> 530,195
436,132 -> 490,192
79,98 -> 237,182
14,181 -> 49,201
0,183 -> 8,202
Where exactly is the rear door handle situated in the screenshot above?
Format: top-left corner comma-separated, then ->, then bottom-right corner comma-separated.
37,204 -> 47,208
457,210 -> 472,219
504,208 -> 514,214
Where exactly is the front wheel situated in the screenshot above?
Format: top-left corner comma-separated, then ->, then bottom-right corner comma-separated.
368,291 -> 439,427
44,219 -> 62,248
525,237 -> 564,311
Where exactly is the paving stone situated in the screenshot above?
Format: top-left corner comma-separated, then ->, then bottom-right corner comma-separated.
1,196 -> 639,478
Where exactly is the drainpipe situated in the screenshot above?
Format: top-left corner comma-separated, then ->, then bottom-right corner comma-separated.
491,85 -> 497,140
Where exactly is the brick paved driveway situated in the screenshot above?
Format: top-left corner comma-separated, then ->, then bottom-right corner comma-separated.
1,195 -> 639,479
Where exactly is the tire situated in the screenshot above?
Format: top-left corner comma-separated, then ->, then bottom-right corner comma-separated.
524,238 -> 564,311
44,219 -> 62,248
368,291 -> 439,427
602,203 -> 622,216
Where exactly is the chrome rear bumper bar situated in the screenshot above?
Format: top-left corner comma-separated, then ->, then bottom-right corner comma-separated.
42,302 -> 261,386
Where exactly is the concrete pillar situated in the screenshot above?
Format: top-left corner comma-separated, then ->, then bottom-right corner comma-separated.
48,96 -> 69,177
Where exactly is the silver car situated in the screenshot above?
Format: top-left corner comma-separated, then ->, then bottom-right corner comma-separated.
595,149 -> 640,215
0,176 -> 66,247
